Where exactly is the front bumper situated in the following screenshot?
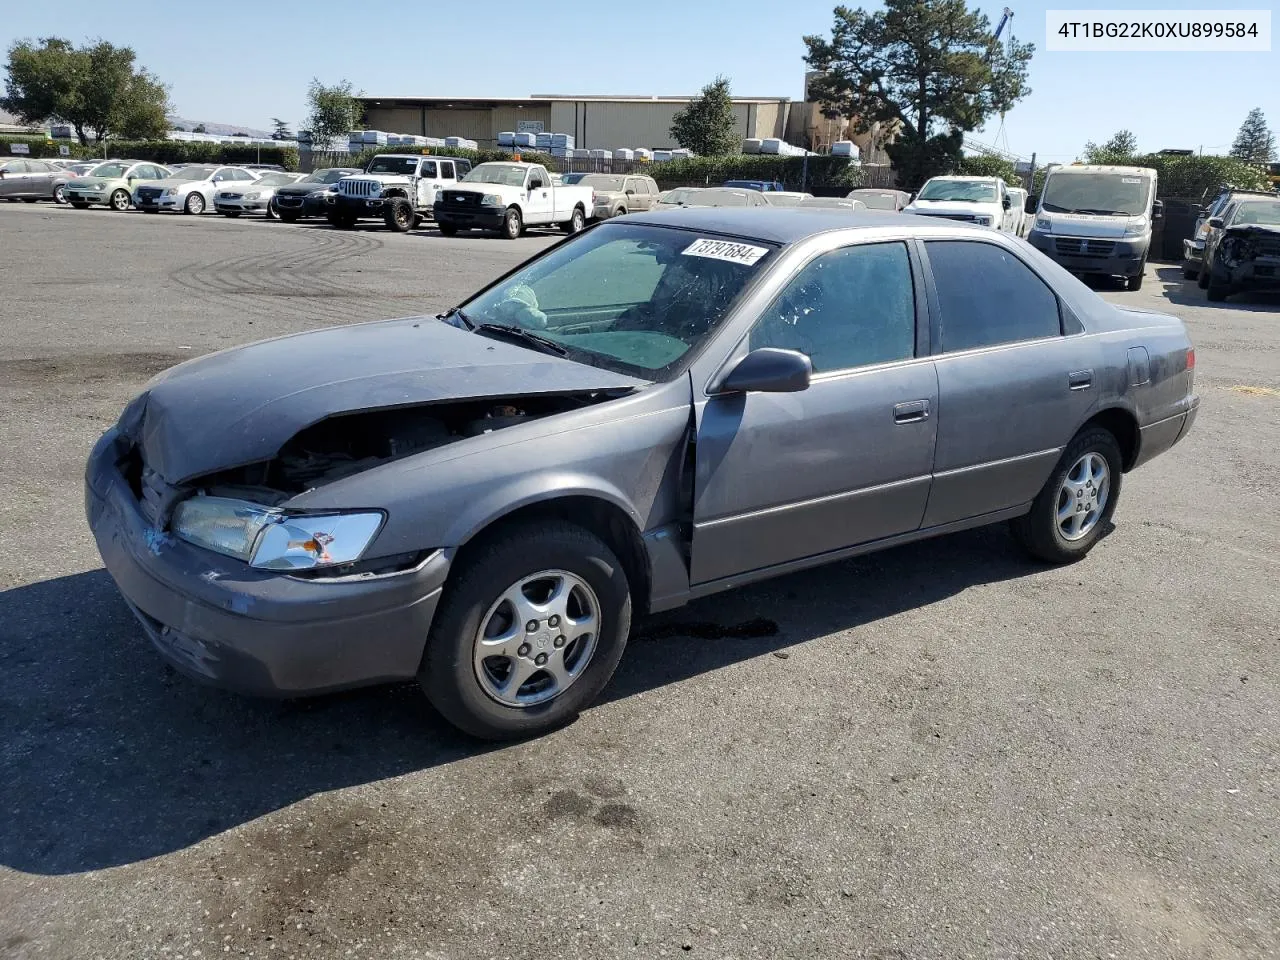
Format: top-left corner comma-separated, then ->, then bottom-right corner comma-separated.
66,190 -> 108,204
84,427 -> 448,697
275,193 -> 327,216
433,203 -> 506,229
135,194 -> 183,211
215,198 -> 269,213
1223,257 -> 1280,291
1028,231 -> 1145,277
1182,238 -> 1205,267
332,193 -> 389,217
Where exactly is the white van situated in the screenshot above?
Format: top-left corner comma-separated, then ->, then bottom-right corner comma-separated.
903,176 -> 1017,232
1024,164 -> 1163,291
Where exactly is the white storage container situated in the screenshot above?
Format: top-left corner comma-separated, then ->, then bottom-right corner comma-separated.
830,140 -> 858,158
589,149 -> 610,160
498,131 -> 515,146
535,132 -> 553,149
613,148 -> 635,161
759,138 -> 783,154
652,150 -> 673,163
634,148 -> 653,161
742,138 -> 762,154
571,148 -> 591,159
514,131 -> 537,147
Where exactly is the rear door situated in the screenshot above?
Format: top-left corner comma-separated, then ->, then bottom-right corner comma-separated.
415,159 -> 439,208
921,238 -> 1101,527
690,238 -> 938,585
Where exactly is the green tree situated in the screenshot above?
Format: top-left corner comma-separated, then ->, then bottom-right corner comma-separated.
271,117 -> 293,140
192,123 -> 206,134
669,76 -> 740,156
306,78 -> 363,147
803,0 -> 1034,189
1,37 -> 169,144
1082,129 -> 1138,164
956,152 -> 1020,186
1230,108 -> 1276,162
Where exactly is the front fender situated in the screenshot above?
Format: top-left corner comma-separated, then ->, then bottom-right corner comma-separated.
441,472 -> 642,547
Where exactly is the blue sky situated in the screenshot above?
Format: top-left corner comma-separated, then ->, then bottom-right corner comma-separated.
5,0 -> 1277,161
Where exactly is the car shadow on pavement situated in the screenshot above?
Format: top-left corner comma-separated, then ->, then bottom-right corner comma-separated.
1151,265 -> 1280,311
0,525 -> 1042,876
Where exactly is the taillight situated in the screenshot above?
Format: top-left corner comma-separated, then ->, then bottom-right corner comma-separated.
1186,347 -> 1195,370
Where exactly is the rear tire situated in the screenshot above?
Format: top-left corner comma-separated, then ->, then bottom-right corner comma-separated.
502,206 -> 523,240
1010,427 -> 1123,564
265,199 -> 278,220
561,206 -> 586,233
420,521 -> 632,741
52,184 -> 66,204
184,192 -> 205,215
109,189 -> 131,211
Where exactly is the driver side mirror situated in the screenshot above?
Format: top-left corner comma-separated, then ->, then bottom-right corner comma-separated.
1024,194 -> 1039,214
1208,217 -> 1224,229
1002,195 -> 1011,209
717,348 -> 812,394
625,188 -> 635,195
1152,199 -> 1164,220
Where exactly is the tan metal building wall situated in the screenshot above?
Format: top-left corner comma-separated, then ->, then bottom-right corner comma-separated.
545,100 -> 789,150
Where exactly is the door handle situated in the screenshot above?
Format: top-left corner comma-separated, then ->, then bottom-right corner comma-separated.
893,399 -> 930,424
1068,369 -> 1094,391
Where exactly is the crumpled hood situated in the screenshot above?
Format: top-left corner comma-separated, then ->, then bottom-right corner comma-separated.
1225,223 -> 1280,240
118,317 -> 644,485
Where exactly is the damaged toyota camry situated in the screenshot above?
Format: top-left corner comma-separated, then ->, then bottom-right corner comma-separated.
86,208 -> 1199,739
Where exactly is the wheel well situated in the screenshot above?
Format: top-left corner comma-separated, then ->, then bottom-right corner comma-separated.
459,497 -> 651,614
1083,407 -> 1140,471
384,189 -> 408,199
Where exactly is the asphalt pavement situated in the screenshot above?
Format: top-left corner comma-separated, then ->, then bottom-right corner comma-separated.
1,202 -> 1277,960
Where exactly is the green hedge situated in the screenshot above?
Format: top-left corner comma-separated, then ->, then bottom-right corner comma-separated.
955,154 -> 1022,187
638,154 -> 865,191
1,134 -> 299,170
1032,154 -> 1270,200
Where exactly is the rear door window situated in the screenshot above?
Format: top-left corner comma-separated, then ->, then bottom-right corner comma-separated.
925,241 -> 1062,352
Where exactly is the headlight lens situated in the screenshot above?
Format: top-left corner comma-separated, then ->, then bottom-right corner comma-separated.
975,215 -> 992,226
481,193 -> 503,206
171,496 -> 384,570
163,188 -> 178,196
243,191 -> 261,200
1123,217 -> 1148,237
1035,217 -> 1052,231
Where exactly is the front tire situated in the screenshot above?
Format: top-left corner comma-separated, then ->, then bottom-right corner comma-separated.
184,192 -> 205,215
1197,262 -> 1210,289
265,199 -> 278,220
327,210 -> 356,229
278,210 -> 299,222
222,210 -> 240,218
1125,263 -> 1145,291
52,184 -> 66,204
561,206 -> 586,233
384,197 -> 414,232
420,522 -> 632,740
1206,269 -> 1231,302
1011,427 -> 1123,564
109,189 -> 131,211
502,206 -> 523,240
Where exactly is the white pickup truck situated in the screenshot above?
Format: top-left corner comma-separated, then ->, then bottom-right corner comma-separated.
433,162 -> 593,239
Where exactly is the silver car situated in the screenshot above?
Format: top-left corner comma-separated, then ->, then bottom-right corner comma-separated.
86,209 -> 1198,740
0,157 -> 71,203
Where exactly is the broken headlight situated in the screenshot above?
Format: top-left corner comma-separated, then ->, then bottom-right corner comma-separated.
171,496 -> 383,571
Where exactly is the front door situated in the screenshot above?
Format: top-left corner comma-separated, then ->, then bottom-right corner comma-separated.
690,239 -> 938,585
920,238 -> 1102,527
525,171 -> 553,223
416,159 -> 439,208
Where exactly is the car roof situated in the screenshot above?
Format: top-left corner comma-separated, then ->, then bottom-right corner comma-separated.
627,206 -> 931,244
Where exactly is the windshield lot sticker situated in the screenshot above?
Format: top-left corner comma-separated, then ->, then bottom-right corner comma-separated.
682,239 -> 768,266
1122,178 -> 1142,183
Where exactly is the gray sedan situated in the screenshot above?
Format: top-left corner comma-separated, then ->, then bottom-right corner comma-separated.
85,209 -> 1199,740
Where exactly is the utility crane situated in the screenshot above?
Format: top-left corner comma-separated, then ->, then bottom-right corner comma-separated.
993,7 -> 1014,46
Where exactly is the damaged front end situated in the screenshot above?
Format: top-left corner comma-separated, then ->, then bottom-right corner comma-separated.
1218,225 -> 1280,290
113,392 -> 620,578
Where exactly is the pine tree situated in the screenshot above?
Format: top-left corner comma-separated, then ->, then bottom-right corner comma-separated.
670,76 -> 740,156
1230,108 -> 1276,162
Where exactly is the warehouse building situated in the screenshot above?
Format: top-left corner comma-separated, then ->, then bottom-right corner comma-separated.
358,93 -> 797,152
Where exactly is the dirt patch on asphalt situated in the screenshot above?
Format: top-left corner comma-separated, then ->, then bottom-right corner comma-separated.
0,352 -> 190,385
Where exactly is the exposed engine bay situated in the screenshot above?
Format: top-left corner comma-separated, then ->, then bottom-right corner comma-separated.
192,393 -> 617,502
